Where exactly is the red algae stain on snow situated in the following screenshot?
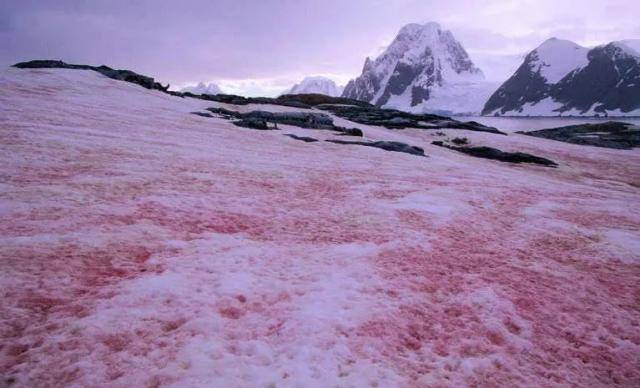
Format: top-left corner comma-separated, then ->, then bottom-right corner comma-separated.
218,306 -> 244,320
348,187 -> 640,385
131,201 -> 257,237
2,69 -> 640,386
0,241 -> 163,381
396,209 -> 434,231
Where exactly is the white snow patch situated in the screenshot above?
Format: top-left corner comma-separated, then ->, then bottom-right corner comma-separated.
512,97 -> 564,116
386,80 -> 499,115
389,191 -> 470,218
532,38 -> 589,84
603,229 -> 640,264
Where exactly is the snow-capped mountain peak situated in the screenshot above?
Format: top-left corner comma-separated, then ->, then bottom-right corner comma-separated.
283,76 -> 343,97
530,38 -> 589,83
180,82 -> 222,95
342,21 -> 493,115
483,37 -> 640,116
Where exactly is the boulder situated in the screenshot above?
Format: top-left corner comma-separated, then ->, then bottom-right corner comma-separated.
242,111 -> 334,129
190,112 -> 213,118
432,142 -> 557,167
334,127 -> 364,137
327,140 -> 425,157
284,134 -> 319,143
206,107 -> 242,118
233,118 -> 272,130
517,121 -> 640,150
451,137 -> 468,145
275,93 -> 373,108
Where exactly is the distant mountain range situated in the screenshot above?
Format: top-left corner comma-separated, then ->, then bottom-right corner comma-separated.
336,22 -> 639,117
180,82 -> 222,95
283,76 -> 343,97
181,24 -> 639,117
483,38 -> 640,116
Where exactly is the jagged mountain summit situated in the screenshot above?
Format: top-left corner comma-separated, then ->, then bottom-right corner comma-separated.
483,38 -> 640,116
181,81 -> 222,95
283,76 -> 343,97
342,22 -> 496,115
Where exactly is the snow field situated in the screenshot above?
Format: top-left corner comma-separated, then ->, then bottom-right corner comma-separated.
1,68 -> 639,386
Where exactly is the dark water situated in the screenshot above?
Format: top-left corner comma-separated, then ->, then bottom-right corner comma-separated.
455,116 -> 640,133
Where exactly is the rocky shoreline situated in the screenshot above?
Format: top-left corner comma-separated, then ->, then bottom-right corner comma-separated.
518,121 -> 640,149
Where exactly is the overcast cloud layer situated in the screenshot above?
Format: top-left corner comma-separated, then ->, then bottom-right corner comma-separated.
2,0 -> 639,96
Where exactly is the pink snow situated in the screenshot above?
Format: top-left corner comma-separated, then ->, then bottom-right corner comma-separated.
1,68 -> 639,387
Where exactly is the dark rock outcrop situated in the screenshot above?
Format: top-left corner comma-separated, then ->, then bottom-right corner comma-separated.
451,137 -> 468,145
327,140 -> 426,157
184,93 -> 371,109
205,107 -> 242,119
334,127 -> 364,137
432,141 -> 557,166
517,121 -> 640,149
233,118 -> 273,130
201,107 -> 364,136
316,104 -> 504,134
201,94 -> 285,106
284,134 -> 319,143
13,60 -> 170,92
190,112 -> 213,118
242,111 -> 334,129
276,93 -> 373,108
168,91 -> 186,98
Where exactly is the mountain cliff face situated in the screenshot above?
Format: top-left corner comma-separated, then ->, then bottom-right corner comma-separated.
284,76 -> 342,97
483,38 -> 640,116
342,22 -> 493,115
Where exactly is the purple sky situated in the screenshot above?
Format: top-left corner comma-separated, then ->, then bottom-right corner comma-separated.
2,0 -> 639,96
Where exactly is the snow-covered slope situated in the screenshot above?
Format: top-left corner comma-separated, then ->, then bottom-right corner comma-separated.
181,81 -> 222,95
383,79 -> 499,116
2,67 -> 640,387
618,39 -> 640,56
284,76 -> 343,97
342,22 -> 494,115
483,38 -> 640,116
530,38 -> 589,83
